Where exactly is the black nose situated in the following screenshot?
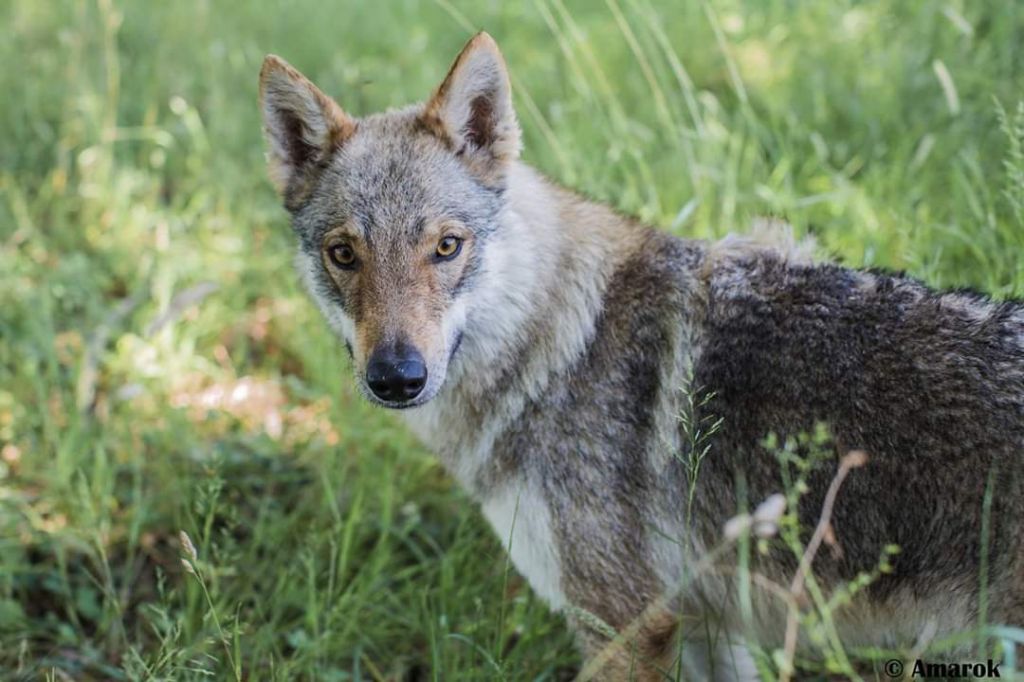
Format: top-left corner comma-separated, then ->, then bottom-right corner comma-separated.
366,345 -> 428,403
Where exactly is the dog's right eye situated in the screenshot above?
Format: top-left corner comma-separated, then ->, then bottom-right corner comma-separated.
327,243 -> 356,269
435,236 -> 463,260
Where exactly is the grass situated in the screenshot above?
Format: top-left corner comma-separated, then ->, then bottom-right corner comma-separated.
2,0 -> 1023,679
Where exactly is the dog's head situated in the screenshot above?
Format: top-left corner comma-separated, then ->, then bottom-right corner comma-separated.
259,34 -> 520,409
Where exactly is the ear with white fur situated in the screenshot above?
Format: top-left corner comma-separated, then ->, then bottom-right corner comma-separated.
422,32 -> 520,182
259,55 -> 355,206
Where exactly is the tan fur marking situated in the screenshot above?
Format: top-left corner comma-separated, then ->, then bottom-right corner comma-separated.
575,608 -> 680,682
321,223 -> 470,372
258,55 -> 356,202
421,33 -> 505,137
419,32 -> 520,183
702,218 -> 817,280
259,55 -> 356,146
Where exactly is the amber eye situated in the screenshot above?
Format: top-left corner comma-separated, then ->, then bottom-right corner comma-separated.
327,243 -> 356,269
435,236 -> 463,260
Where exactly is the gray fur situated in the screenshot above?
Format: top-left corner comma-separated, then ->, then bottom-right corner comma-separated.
261,35 -> 1024,680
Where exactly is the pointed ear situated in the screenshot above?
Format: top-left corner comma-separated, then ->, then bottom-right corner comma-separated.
422,32 -> 520,181
259,55 -> 355,204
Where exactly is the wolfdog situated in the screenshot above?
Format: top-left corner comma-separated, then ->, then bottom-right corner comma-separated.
259,33 -> 1024,680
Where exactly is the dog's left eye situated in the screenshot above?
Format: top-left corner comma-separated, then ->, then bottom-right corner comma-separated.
435,236 -> 463,260
328,243 -> 357,269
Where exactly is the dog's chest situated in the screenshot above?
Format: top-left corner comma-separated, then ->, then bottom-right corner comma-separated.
403,392 -> 566,609
479,482 -> 566,610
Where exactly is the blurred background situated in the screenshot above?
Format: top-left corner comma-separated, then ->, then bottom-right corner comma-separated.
2,0 -> 1022,679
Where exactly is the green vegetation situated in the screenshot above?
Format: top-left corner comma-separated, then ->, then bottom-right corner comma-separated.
2,1 -> 1022,678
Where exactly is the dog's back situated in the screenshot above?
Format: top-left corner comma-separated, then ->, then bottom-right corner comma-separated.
691,246 -> 1024,640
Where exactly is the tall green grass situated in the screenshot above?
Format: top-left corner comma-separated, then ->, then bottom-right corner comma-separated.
2,0 -> 1022,679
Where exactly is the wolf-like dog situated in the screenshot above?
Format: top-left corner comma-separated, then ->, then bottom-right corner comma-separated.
259,33 -> 1024,680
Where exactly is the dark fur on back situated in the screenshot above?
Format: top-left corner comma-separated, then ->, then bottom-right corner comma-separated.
693,251 -> 1024,610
